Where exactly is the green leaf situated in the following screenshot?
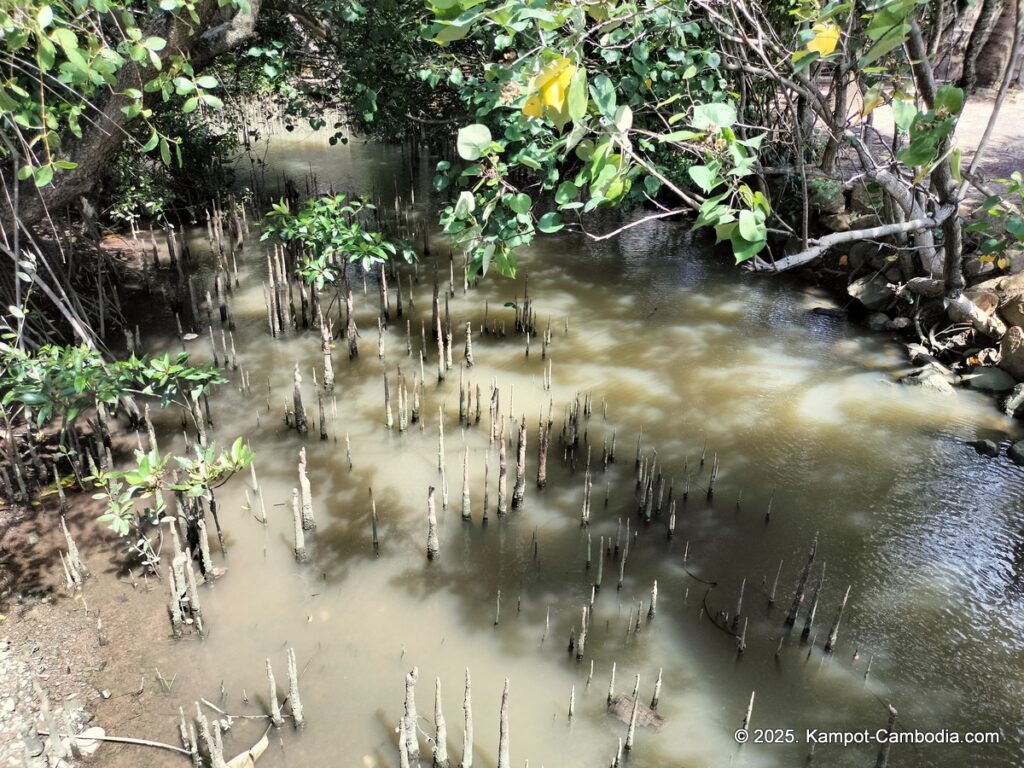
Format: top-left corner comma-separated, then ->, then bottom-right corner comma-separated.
37,5 -> 54,28
555,181 -> 579,204
195,75 -> 218,89
692,102 -> 736,131
935,84 -> 964,115
892,99 -> 917,132
537,212 -> 564,233
141,131 -> 159,152
142,36 -> 166,51
738,209 -> 765,242
688,165 -> 719,194
659,130 -> 705,143
567,67 -> 588,121
456,123 -> 492,161
182,96 -> 199,113
508,193 -> 532,214
589,74 -> 616,117
454,190 -> 475,218
613,105 -> 633,133
33,164 -> 54,187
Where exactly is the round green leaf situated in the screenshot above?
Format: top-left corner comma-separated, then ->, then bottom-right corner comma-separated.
508,193 -> 532,214
692,102 -> 737,131
537,212 -> 564,233
457,124 -> 492,161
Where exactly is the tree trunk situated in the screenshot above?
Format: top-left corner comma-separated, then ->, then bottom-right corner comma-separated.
960,0 -> 1006,93
974,1 -> 1018,89
3,0 -> 261,233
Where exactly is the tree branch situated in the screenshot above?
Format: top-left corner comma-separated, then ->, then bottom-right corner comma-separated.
757,204 -> 956,272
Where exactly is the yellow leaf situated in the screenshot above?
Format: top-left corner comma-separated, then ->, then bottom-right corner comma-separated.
807,23 -> 839,57
522,93 -> 542,118
860,83 -> 883,120
998,257 -> 1009,269
838,254 -> 848,268
523,56 -> 576,119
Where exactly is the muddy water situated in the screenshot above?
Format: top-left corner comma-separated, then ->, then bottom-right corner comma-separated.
138,131 -> 1024,768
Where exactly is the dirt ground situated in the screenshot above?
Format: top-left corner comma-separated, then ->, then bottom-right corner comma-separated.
0,482 -> 199,767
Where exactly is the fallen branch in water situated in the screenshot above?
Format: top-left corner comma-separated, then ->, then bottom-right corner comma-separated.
37,730 -> 190,757
756,204 -> 956,273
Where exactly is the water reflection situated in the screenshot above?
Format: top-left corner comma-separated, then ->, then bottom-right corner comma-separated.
118,130 -> 1024,768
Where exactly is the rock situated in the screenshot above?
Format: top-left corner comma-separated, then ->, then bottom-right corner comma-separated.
964,254 -> 996,278
964,366 -> 1016,392
607,694 -> 666,729
850,214 -> 885,231
884,267 -> 903,283
969,273 -> 1024,326
999,326 -> 1024,380
1008,440 -> 1024,466
970,439 -> 1000,457
848,274 -> 894,311
902,365 -> 955,395
820,213 -> 851,231
74,726 -> 105,757
850,181 -> 876,214
808,178 -> 845,214
1003,384 -> 1024,417
867,312 -> 889,330
884,317 -> 913,331
810,307 -> 845,318
1001,296 -> 1024,327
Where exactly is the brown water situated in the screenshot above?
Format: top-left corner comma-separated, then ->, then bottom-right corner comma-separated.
134,131 -> 1024,768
